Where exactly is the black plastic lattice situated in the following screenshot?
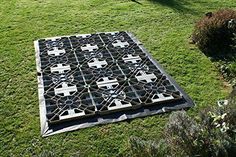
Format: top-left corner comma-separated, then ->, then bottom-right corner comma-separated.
35,31 -> 194,136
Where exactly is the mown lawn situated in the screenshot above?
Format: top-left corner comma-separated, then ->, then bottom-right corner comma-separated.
0,0 -> 235,156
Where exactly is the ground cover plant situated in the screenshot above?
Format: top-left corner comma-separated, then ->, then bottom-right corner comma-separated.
0,0 -> 235,156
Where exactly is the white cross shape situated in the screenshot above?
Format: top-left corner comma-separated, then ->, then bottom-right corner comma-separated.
108,99 -> 132,110
112,40 -> 129,48
50,64 -> 71,74
88,58 -> 107,68
77,34 -> 91,38
54,82 -> 77,96
151,94 -> 174,103
135,70 -> 157,83
96,77 -> 119,89
105,32 -> 118,35
81,44 -> 98,52
122,54 -> 142,63
47,47 -> 66,56
59,109 -> 85,120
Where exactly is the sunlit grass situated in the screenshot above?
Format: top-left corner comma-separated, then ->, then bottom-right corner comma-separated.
0,0 -> 235,156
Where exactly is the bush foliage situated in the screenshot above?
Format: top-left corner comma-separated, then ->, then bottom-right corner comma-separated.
129,136 -> 168,157
129,92 -> 236,157
192,9 -> 236,56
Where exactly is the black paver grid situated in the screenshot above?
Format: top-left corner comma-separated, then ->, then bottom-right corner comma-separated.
34,31 -> 194,136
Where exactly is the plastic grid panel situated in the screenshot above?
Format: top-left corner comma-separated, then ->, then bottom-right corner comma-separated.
35,31 -> 194,136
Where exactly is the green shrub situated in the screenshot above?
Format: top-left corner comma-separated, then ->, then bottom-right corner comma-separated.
38,150 -> 55,157
129,92 -> 236,157
163,110 -> 235,157
192,9 -> 236,57
166,97 -> 236,156
164,111 -> 203,156
129,136 -> 168,157
198,96 -> 236,156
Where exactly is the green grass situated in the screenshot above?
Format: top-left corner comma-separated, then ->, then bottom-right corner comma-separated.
0,0 -> 235,156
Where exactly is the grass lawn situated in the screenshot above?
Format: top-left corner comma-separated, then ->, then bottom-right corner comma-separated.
0,0 -> 235,156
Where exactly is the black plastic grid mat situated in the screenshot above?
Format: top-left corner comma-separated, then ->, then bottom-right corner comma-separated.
34,31 -> 194,137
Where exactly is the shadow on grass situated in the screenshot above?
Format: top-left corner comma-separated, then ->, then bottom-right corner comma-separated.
148,0 -> 198,14
208,53 -> 236,62
131,0 -> 142,5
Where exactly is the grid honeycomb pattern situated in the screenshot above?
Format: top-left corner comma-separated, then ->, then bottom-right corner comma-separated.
35,31 -> 193,136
